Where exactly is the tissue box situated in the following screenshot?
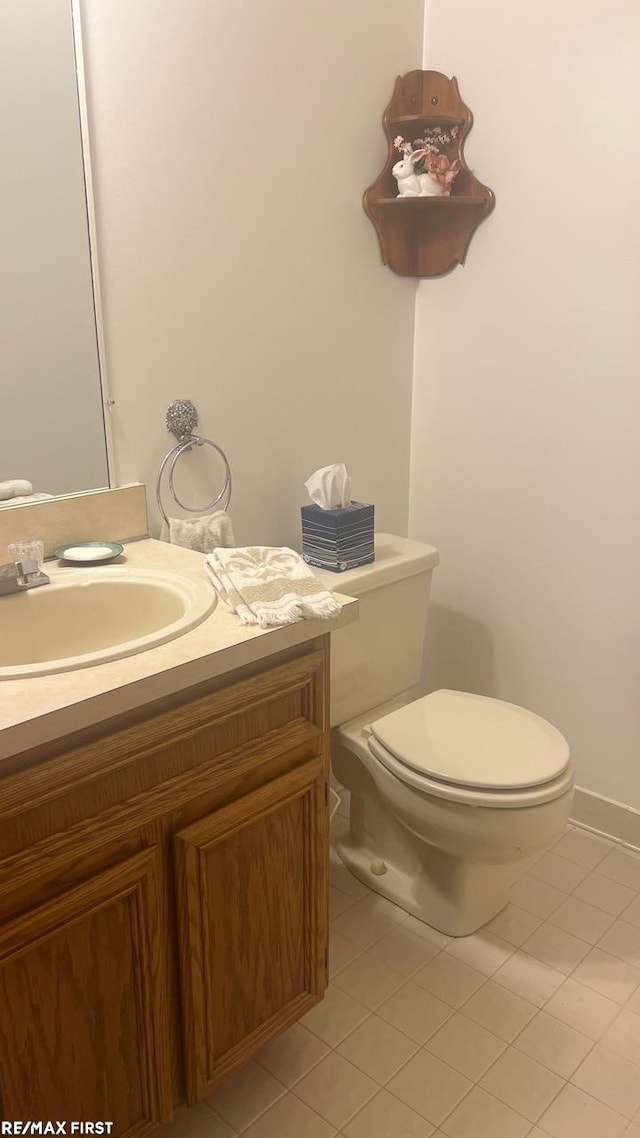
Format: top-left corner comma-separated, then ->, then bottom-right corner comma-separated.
301,502 -> 374,572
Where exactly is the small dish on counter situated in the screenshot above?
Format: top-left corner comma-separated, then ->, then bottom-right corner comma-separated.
54,541 -> 124,564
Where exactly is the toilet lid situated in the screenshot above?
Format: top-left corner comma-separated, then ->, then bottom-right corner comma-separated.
369,689 -> 571,791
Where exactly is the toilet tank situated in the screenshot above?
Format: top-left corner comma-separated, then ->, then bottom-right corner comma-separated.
312,533 -> 439,726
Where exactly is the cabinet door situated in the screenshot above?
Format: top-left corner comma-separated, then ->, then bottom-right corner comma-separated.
175,760 -> 328,1101
0,848 -> 172,1137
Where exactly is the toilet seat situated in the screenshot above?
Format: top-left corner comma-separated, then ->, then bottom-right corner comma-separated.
368,689 -> 572,809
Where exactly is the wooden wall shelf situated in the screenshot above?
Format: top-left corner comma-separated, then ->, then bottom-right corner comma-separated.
363,71 -> 495,278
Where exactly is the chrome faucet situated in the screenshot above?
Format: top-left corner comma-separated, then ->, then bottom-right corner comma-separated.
0,557 -> 50,596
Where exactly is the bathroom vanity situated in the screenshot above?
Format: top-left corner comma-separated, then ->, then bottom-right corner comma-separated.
0,539 -> 357,1134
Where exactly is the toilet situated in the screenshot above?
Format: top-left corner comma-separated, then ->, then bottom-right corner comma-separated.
314,533 -> 574,937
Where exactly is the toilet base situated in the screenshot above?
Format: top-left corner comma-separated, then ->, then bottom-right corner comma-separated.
335,819 -> 517,937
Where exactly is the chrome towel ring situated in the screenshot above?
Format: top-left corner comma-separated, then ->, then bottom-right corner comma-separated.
156,399 -> 232,527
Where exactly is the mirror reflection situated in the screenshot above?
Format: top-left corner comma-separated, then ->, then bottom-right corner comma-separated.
0,0 -> 108,501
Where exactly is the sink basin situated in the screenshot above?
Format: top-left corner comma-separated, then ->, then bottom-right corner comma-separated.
0,566 -> 216,679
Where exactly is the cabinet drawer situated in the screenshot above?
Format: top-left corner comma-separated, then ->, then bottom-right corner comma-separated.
174,759 -> 329,1101
0,646 -> 328,860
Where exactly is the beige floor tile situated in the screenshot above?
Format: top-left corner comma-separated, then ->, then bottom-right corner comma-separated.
368,923 -> 440,978
329,931 -> 363,978
242,1093 -> 336,1138
553,828 -> 613,869
413,952 -> 485,1008
571,1044 -> 640,1118
334,950 -> 405,1010
550,896 -> 616,944
294,1052 -> 378,1130
544,978 -> 620,1040
480,1046 -> 564,1122
602,1009 -> 640,1066
444,930 -> 514,976
330,862 -> 371,901
510,874 -> 566,919
343,1088 -> 435,1138
301,986 -> 369,1047
164,1104 -> 238,1138
530,853 -> 590,893
539,1083 -> 627,1138
402,915 -> 452,950
331,897 -> 406,949
599,850 -> 640,892
337,1014 -> 419,1084
206,1061 -> 286,1132
621,895 -> 640,929
521,921 -> 591,976
627,987 -> 640,1015
387,1050 -> 471,1127
573,873 -> 637,917
377,979 -> 453,1044
461,979 -> 537,1042
599,921 -> 640,968
513,1010 -> 594,1078
572,947 -> 640,1004
493,948 -> 565,1007
426,1012 -> 505,1080
255,1023 -> 329,1087
331,887 -> 358,921
485,903 -> 542,947
440,1086 -> 530,1138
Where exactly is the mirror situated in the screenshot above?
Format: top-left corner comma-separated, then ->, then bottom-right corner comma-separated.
0,0 -> 109,500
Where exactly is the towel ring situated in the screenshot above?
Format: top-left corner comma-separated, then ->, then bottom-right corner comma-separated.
156,399 -> 232,526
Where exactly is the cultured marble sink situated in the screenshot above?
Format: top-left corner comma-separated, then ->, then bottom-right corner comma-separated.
0,566 -> 216,679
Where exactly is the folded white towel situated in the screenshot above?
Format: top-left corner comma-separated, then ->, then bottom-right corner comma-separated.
205,546 -> 342,628
160,510 -> 235,553
0,492 -> 53,506
0,479 -> 33,501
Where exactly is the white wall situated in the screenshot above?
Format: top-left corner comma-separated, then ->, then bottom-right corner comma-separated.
411,0 -> 640,806
80,0 -> 423,546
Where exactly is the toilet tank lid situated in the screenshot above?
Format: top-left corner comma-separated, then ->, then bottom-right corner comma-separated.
370,690 -> 571,790
311,533 -> 439,596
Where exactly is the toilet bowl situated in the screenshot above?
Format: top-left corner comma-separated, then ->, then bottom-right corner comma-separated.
331,691 -> 573,935
313,535 -> 574,936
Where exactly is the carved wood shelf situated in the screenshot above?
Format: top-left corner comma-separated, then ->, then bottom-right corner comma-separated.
363,71 -> 495,278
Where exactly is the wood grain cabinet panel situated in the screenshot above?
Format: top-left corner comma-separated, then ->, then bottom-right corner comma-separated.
0,848 -> 172,1137
0,641 -> 331,1123
174,759 -> 329,1102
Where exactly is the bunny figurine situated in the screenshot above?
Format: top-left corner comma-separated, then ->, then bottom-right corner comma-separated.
418,172 -> 447,197
392,157 -> 423,197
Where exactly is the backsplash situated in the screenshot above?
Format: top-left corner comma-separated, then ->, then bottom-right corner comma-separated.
0,484 -> 148,560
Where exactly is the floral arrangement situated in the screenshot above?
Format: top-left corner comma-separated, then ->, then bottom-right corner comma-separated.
393,127 -> 460,192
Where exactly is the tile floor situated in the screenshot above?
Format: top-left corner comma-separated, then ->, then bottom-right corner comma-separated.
166,808 -> 640,1138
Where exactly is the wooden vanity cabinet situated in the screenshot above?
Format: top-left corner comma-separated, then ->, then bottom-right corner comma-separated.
0,638 -> 330,1134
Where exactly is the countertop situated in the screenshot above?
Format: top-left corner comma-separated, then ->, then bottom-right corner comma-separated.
0,538 -> 358,762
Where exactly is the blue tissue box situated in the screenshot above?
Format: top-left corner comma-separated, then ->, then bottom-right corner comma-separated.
301,502 -> 374,572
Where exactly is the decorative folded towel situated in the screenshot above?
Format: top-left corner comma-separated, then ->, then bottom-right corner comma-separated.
160,510 -> 235,553
0,479 -> 33,501
205,546 -> 342,628
0,492 -> 53,506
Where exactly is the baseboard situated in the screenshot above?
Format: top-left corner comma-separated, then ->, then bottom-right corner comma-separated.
572,787 -> 640,852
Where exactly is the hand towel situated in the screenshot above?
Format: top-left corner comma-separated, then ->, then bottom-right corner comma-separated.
0,492 -> 53,507
160,510 -> 235,553
0,479 -> 33,501
205,546 -> 342,628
